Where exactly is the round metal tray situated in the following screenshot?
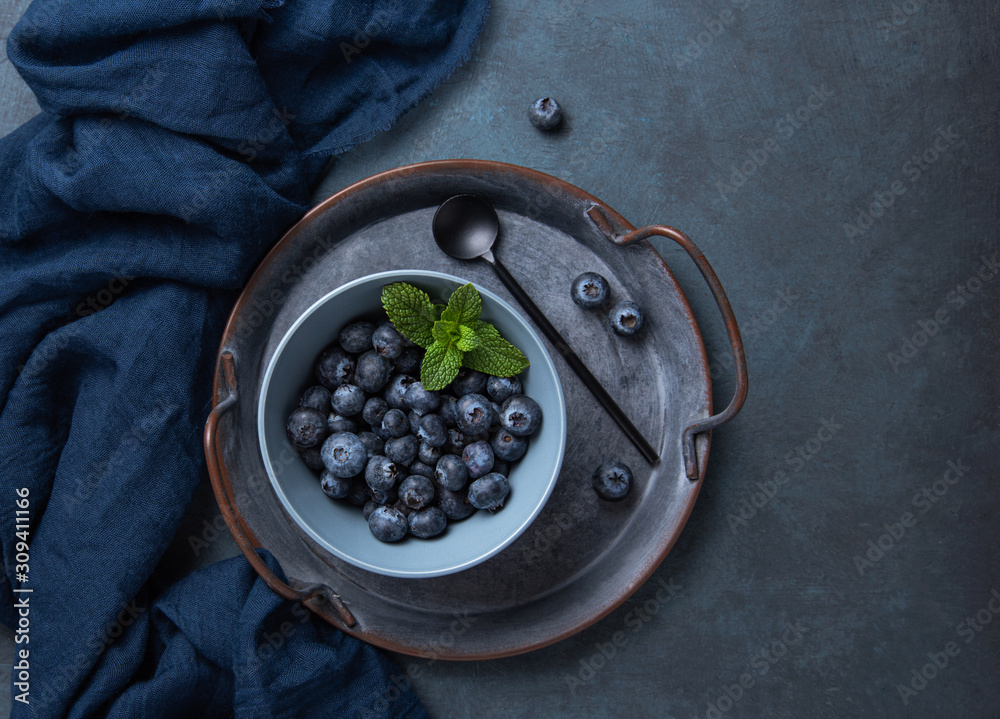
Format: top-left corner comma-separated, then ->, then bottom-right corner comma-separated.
205,159 -> 747,659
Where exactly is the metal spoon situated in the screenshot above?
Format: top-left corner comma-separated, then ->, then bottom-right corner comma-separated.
432,194 -> 659,465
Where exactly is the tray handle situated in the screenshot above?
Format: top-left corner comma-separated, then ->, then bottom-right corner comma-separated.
204,352 -> 357,628
619,225 -> 748,480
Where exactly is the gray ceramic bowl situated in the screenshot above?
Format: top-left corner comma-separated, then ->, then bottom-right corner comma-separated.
258,270 -> 566,578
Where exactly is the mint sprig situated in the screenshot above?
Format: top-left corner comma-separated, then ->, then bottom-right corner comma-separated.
381,282 -> 529,391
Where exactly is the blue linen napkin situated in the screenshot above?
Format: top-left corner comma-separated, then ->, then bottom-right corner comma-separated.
0,0 -> 488,716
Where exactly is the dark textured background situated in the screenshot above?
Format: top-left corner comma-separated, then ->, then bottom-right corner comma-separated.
2,1 -> 997,717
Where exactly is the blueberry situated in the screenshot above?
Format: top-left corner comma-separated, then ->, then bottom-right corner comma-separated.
354,350 -> 392,393
369,485 -> 398,505
392,346 -> 423,375
571,272 -> 611,310
384,374 -> 417,409
286,407 -> 328,448
381,408 -> 409,438
346,480 -> 370,507
365,456 -> 404,492
362,500 -> 378,521
409,506 -> 447,539
528,97 -> 563,131
338,321 -> 375,354
417,414 -> 447,448
320,470 -> 351,499
444,428 -> 467,455
315,346 -> 354,388
451,369 -> 487,396
326,413 -> 357,434
300,385 -> 332,411
408,460 -> 436,479
372,323 -> 404,359
368,506 -> 408,542
592,461 -> 632,501
468,472 -> 510,510
486,376 -> 522,403
435,454 -> 469,491
331,384 -> 365,417
320,432 -> 366,478
418,441 -> 443,466
455,393 -> 494,435
492,458 -> 509,477
385,434 -> 419,466
462,440 -> 495,479
358,431 -> 384,459
362,397 -> 389,427
491,429 -> 527,462
489,401 -> 503,431
399,475 -> 435,510
499,395 -> 542,437
408,410 -> 422,435
609,301 -> 645,337
439,395 -> 458,425
390,499 -> 413,518
404,381 -> 440,415
436,487 -> 476,520
299,446 -> 325,472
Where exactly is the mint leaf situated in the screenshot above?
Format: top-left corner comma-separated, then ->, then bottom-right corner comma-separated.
421,339 -> 463,391
432,319 -> 459,346
455,325 -> 480,352
382,283 -> 436,348
440,306 -> 460,325
463,321 -> 530,377
446,283 -> 482,326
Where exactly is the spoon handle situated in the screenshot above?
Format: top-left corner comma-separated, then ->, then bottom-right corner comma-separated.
485,254 -> 659,465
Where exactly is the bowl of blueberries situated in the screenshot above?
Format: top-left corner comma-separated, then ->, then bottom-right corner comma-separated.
258,269 -> 566,578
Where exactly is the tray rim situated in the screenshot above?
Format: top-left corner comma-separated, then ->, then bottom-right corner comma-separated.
207,158 -> 716,660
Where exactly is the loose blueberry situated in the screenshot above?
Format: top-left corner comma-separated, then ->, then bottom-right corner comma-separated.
384,374 -> 417,409
365,455 -> 404,492
381,408 -> 409,438
299,446 -> 325,472
436,487 -> 476,520
491,429 -> 527,462
408,506 -> 447,539
326,413 -> 357,434
399,475 -> 435,510
368,506 -> 408,542
571,272 -> 611,310
346,480 -> 370,507
362,397 -> 389,427
609,301 -> 645,337
592,461 -> 632,501
528,97 -> 563,131
404,381 -> 440,415
417,414 -> 447,448
358,431 -> 384,460
286,407 -> 328,448
435,454 -> 469,491
418,441 -> 443,466
362,500 -> 378,521
456,393 -> 494,435
320,432 -> 366,478
354,350 -> 392,393
320,470 -> 351,499
331,383 -> 365,417
315,346 -> 354,388
392,346 -> 423,375
372,323 -> 404,359
486,376 -> 522,403
300,385 -> 332,411
408,460 -> 436,479
438,395 -> 458,425
338,321 -> 375,354
385,434 -> 419,466
499,395 -> 542,437
468,472 -> 510,510
451,369 -> 487,396
462,440 -> 495,479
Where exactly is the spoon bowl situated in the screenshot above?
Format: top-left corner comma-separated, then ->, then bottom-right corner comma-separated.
432,194 -> 500,259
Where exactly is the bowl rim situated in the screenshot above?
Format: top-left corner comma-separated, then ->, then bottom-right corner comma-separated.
257,268 -> 567,578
